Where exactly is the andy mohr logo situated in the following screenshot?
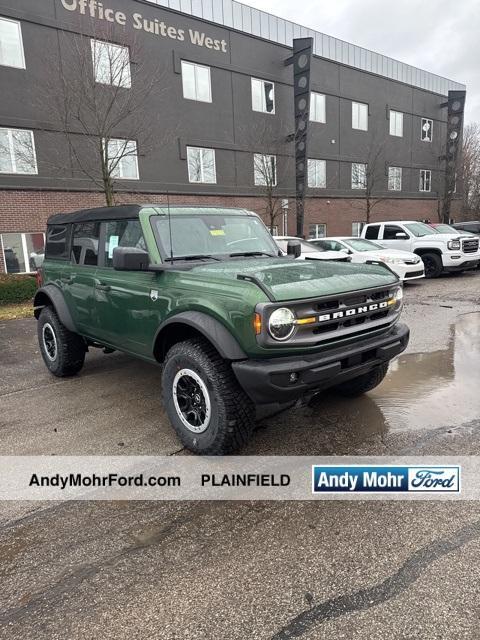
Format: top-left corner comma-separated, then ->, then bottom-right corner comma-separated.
312,465 -> 460,493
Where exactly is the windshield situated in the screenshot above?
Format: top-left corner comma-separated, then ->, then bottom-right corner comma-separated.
404,222 -> 438,237
343,238 -> 383,252
150,210 -> 279,260
434,224 -> 459,234
300,240 -> 325,253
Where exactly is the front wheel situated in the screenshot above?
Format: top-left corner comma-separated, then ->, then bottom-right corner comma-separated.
162,338 -> 255,454
333,363 -> 389,397
421,252 -> 443,278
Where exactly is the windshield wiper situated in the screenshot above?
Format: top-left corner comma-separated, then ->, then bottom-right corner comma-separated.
169,254 -> 221,262
229,251 -> 275,258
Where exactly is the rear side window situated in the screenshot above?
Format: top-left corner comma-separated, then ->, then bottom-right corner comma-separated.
365,225 -> 380,239
103,219 -> 146,267
45,225 -> 70,259
71,222 -> 100,266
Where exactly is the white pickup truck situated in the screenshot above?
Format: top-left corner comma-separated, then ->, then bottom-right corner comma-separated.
361,221 -> 480,278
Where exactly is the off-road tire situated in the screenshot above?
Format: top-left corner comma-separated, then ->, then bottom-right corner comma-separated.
333,363 -> 389,397
421,252 -> 443,278
162,338 -> 255,454
37,306 -> 85,377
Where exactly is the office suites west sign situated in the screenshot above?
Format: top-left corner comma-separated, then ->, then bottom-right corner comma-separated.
60,0 -> 228,52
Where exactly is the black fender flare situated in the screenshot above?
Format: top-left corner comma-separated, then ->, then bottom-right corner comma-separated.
154,311 -> 247,361
33,284 -> 77,333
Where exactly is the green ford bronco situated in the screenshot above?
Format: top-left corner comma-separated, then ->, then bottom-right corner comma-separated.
34,205 -> 409,454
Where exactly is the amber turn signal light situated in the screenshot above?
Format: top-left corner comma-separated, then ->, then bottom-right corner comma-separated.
253,313 -> 262,335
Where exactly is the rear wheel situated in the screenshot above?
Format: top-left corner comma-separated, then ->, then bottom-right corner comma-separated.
37,307 -> 85,377
162,338 -> 255,454
420,252 -> 443,278
333,363 -> 389,397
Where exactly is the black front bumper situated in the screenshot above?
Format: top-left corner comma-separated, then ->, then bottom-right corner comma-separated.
444,260 -> 479,272
232,323 -> 409,404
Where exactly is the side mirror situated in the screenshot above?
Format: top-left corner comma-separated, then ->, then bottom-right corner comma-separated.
395,232 -> 409,239
113,247 -> 150,271
287,240 -> 301,259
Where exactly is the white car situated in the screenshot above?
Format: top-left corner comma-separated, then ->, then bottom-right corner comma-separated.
361,221 -> 480,278
273,236 -> 350,262
310,236 -> 425,281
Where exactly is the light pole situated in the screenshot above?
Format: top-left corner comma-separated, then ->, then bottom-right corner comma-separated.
281,199 -> 289,235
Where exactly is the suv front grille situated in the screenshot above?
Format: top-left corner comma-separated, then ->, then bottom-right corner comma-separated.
258,286 -> 401,348
462,238 -> 479,253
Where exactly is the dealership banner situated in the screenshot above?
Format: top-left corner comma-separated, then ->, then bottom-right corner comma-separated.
0,456 -> 476,501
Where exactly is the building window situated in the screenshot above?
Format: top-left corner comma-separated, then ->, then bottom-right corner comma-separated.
307,159 -> 326,188
351,162 -> 367,189
181,61 -> 211,102
1,232 -> 45,273
91,39 -> 131,88
0,127 -> 37,174
421,118 -> 433,142
106,139 -> 139,180
254,154 -> 277,186
389,110 -> 403,137
187,146 -> 216,183
310,92 -> 326,123
419,169 -> 431,192
0,17 -> 25,69
251,78 -> 275,114
308,224 -> 327,239
388,166 -> 402,191
352,102 -> 368,131
352,222 -> 364,237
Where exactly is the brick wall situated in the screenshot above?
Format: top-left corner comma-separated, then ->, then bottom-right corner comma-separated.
0,189 -> 463,272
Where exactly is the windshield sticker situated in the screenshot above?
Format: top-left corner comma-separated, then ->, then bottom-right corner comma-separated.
210,229 -> 225,236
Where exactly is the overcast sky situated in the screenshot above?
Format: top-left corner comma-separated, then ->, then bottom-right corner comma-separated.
253,0 -> 480,124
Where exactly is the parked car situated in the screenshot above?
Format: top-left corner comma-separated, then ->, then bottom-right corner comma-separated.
428,223 -> 475,236
29,248 -> 45,271
273,236 -> 350,262
310,237 -> 425,281
452,221 -> 480,236
34,205 -> 408,454
361,220 -> 480,278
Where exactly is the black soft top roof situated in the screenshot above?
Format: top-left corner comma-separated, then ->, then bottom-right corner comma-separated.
47,204 -> 253,225
47,205 -> 142,225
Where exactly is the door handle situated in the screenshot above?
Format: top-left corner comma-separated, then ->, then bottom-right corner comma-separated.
95,283 -> 111,292
61,276 -> 73,284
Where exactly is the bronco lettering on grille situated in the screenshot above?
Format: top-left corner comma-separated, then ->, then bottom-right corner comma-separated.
318,301 -> 389,322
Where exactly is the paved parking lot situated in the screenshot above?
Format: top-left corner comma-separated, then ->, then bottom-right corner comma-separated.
1,273 -> 480,638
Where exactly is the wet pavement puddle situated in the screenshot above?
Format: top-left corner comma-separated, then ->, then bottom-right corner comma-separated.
369,312 -> 480,431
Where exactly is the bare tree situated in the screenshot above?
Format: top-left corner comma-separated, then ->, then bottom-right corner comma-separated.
43,21 -> 165,206
349,138 -> 388,224
240,119 -> 294,233
461,122 -> 480,218
253,152 -> 285,233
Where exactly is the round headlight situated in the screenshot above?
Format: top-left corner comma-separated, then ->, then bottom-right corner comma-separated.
268,307 -> 295,341
394,287 -> 403,302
